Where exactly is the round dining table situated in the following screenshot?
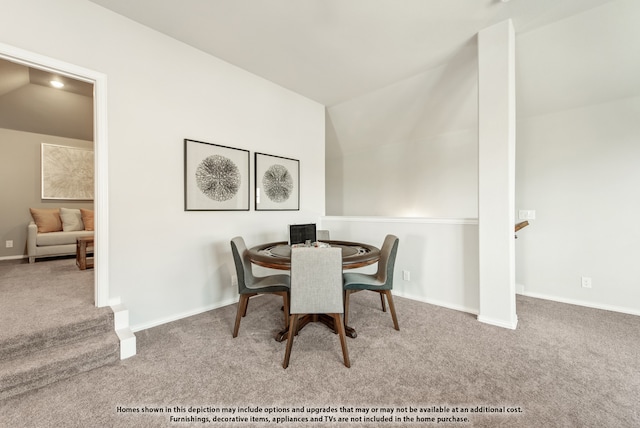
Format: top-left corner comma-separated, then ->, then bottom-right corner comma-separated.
248,240 -> 380,271
247,240 -> 380,341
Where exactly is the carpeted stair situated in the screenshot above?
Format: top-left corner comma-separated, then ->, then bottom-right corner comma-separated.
0,306 -> 120,400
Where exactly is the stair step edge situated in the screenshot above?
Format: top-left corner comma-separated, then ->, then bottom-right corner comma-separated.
0,313 -> 114,361
0,331 -> 120,391
0,345 -> 120,401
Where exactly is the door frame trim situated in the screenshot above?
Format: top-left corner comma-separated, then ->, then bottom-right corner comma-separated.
0,42 -> 109,307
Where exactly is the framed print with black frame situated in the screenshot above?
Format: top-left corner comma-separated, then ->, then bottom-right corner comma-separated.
255,152 -> 299,211
184,139 -> 250,211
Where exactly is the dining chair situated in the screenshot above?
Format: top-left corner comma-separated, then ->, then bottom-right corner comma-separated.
283,247 -> 350,369
343,234 -> 400,331
316,229 -> 330,241
230,236 -> 290,338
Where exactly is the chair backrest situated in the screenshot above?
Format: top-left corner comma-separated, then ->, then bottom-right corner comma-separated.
230,236 -> 255,293
316,229 -> 330,241
375,235 -> 399,287
290,247 -> 343,315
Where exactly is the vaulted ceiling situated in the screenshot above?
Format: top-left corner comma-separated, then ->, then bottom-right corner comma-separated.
88,0 -> 615,106
0,0 -> 617,141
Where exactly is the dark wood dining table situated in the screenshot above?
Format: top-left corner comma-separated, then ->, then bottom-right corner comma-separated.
247,240 -> 380,341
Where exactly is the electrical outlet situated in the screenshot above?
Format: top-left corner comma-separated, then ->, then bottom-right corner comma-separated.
581,276 -> 592,289
403,270 -> 411,281
5,240 -> 13,248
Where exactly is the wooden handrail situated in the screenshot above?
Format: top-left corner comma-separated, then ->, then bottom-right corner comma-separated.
515,220 -> 529,238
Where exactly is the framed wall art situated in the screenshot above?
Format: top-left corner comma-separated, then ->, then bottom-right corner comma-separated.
255,152 -> 299,211
184,139 -> 250,211
41,143 -> 94,200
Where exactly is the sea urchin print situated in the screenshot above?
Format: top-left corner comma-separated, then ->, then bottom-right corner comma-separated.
195,155 -> 241,201
262,164 -> 293,203
42,144 -> 94,199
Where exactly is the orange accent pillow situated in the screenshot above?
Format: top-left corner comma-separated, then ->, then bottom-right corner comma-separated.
30,208 -> 63,233
80,209 -> 94,231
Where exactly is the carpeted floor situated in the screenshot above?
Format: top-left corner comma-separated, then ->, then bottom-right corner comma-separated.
1,260 -> 639,427
0,256 -> 96,344
0,257 -> 119,401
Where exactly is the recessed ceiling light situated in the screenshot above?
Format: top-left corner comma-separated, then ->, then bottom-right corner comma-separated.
50,80 -> 64,89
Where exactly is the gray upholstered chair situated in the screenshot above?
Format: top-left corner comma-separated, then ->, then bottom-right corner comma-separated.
283,247 -> 350,369
343,234 -> 400,331
230,236 -> 290,338
316,229 -> 330,241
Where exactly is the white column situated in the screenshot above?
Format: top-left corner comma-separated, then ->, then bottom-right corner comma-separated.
477,19 -> 517,329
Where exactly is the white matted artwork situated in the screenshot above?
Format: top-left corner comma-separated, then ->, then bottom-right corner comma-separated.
184,139 -> 250,211
255,152 -> 299,211
41,143 -> 94,200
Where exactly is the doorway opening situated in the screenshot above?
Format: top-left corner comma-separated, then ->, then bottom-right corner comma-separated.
0,42 -> 109,307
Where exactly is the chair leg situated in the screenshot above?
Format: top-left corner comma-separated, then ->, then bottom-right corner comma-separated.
283,314 -> 299,369
233,294 -> 250,338
242,293 -> 257,317
384,290 -> 400,330
333,313 -> 351,368
343,290 -> 351,326
281,292 -> 290,327
379,291 -> 387,312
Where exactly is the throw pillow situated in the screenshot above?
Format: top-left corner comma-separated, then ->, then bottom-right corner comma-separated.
30,208 -> 63,233
60,208 -> 84,232
80,208 -> 94,231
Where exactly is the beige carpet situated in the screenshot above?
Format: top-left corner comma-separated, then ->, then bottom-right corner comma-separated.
0,257 -> 119,400
0,256 -> 96,343
1,270 -> 638,427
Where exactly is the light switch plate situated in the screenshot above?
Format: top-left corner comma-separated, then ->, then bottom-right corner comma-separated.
518,210 -> 536,220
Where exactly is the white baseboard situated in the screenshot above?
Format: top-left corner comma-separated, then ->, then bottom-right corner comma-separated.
0,255 -> 26,261
116,328 -> 136,360
396,290 -> 518,329
111,303 -> 136,359
477,314 -> 518,330
518,290 -> 640,317
393,291 -> 479,316
130,297 -> 239,333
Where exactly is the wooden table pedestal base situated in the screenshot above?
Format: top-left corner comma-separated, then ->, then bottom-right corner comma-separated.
275,314 -> 356,342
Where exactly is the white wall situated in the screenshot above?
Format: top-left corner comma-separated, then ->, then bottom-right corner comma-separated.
0,0 -> 325,330
515,96 -> 640,314
326,43 -> 478,218
322,217 -> 479,314
515,0 -> 640,315
326,0 -> 640,318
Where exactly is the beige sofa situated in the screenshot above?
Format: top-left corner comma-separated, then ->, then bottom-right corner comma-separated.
27,207 -> 94,263
27,222 -> 93,263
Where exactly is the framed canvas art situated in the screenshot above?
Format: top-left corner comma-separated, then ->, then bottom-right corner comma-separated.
184,139 -> 250,211
254,152 -> 299,211
41,143 -> 94,200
